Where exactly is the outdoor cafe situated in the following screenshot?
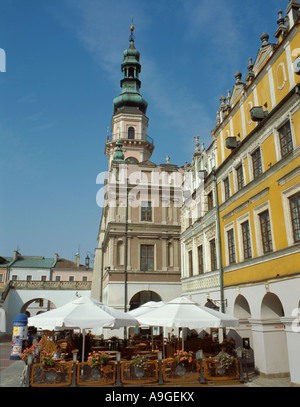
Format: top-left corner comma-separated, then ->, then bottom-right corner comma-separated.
18,296 -> 253,387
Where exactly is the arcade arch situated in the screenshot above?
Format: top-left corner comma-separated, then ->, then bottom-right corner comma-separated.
261,292 -> 284,319
129,290 -> 161,311
21,298 -> 56,317
234,294 -> 251,321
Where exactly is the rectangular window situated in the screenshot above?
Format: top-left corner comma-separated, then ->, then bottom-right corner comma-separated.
289,192 -> 300,243
259,210 -> 273,253
41,275 -> 47,282
26,275 -> 32,281
224,177 -> 230,200
252,149 -> 262,179
140,245 -> 154,271
236,164 -> 244,191
227,229 -> 236,264
82,276 -> 88,282
12,275 -> 17,281
210,239 -> 217,271
197,245 -> 203,274
55,276 -> 61,282
241,220 -> 252,259
279,121 -> 293,157
141,201 -> 152,221
207,191 -> 213,211
69,276 -> 75,282
188,250 -> 193,277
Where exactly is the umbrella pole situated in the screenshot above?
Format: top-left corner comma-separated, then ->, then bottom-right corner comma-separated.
182,328 -> 184,350
151,327 -> 154,351
82,329 -> 86,363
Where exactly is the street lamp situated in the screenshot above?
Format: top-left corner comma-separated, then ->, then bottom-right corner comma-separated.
85,251 -> 94,270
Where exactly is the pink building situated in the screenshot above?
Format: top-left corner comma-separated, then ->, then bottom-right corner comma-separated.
52,254 -> 93,282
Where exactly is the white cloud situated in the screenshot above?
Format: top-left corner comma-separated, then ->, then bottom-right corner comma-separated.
17,92 -> 36,104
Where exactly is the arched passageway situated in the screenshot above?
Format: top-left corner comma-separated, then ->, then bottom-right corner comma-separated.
21,298 -> 56,318
129,290 -> 161,311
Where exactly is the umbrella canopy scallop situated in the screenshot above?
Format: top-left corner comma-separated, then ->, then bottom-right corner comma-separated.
136,296 -> 239,329
27,296 -> 139,330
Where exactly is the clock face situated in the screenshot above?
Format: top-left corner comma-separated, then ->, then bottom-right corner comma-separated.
294,56 -> 300,74
126,157 -> 139,164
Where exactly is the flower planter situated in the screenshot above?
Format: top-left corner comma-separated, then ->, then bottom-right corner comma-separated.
217,367 -> 225,376
43,365 -> 58,382
134,366 -> 145,378
91,367 -> 102,380
175,363 -> 187,377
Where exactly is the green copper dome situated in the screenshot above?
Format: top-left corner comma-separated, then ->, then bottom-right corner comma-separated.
113,27 -> 148,115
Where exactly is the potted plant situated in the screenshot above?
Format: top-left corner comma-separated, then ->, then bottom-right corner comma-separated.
236,347 -> 249,358
20,344 -> 38,364
40,350 -> 56,368
220,337 -> 236,353
174,350 -> 193,377
87,350 -> 110,379
131,354 -> 148,378
87,350 -> 110,367
216,353 -> 234,376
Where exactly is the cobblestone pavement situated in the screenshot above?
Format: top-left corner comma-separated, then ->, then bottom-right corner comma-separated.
0,337 -> 293,388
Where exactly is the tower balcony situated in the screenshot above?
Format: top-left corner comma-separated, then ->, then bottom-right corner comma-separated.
106,132 -> 154,145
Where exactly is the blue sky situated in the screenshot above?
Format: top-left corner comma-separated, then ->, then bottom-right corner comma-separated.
1,0 -> 286,262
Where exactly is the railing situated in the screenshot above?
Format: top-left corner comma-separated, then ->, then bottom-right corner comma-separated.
76,362 -> 116,386
121,360 -> 158,384
203,358 -> 239,381
30,361 -> 73,387
106,132 -> 154,145
26,356 -> 243,387
9,280 -> 91,290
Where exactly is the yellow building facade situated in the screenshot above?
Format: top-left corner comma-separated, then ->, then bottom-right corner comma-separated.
180,2 -> 300,384
211,3 -> 300,383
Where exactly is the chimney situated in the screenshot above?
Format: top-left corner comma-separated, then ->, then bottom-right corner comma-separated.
13,250 -> 19,261
54,253 -> 59,262
74,253 -> 80,267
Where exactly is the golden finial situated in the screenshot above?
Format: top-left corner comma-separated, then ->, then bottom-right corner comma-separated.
130,17 -> 134,32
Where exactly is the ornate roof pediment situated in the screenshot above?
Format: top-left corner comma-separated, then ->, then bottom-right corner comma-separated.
252,32 -> 276,76
228,71 -> 246,107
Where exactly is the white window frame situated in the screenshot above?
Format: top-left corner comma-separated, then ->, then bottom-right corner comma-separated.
234,161 -> 245,193
221,175 -> 231,203
273,116 -> 295,161
236,212 -> 254,262
224,221 -> 236,266
248,144 -> 264,182
253,200 -> 275,256
281,182 -> 300,246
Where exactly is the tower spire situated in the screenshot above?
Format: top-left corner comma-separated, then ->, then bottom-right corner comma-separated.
112,23 -> 148,115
